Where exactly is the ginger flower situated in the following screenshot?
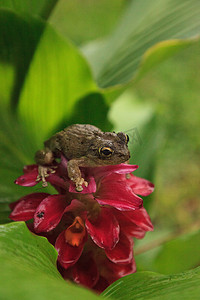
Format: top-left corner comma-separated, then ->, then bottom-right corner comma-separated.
10,156 -> 154,291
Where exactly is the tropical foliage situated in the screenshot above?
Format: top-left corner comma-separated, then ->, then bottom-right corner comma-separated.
0,0 -> 200,299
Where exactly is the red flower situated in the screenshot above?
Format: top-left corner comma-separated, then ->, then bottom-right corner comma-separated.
10,156 -> 154,291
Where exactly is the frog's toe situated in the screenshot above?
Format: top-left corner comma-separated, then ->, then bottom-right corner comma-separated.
76,185 -> 84,192
84,180 -> 88,187
42,181 -> 48,187
126,173 -> 131,179
37,166 -> 48,186
36,175 -> 41,182
75,177 -> 88,192
37,165 -> 56,187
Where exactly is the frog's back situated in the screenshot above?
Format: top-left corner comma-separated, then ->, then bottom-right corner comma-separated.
45,124 -> 102,160
64,124 -> 102,137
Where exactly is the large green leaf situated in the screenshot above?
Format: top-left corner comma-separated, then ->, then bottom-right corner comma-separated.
135,229 -> 200,274
17,14 -> 97,147
0,10 -> 44,107
102,267 -> 200,300
0,222 -> 101,300
0,222 -> 60,277
0,104 -> 56,207
0,5 -> 63,109
0,105 -> 36,205
49,0 -> 126,45
0,10 -> 97,140
135,38 -> 198,81
0,0 -> 58,19
56,92 -> 112,133
83,0 -> 200,88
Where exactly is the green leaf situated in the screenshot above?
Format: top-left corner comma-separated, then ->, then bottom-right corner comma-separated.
0,10 -> 45,108
0,10 -> 97,125
0,204 -> 11,223
136,38 -> 198,81
135,230 -> 200,274
0,0 -> 58,19
102,267 -> 200,300
153,230 -> 200,274
83,0 -> 200,88
17,15 -> 97,147
0,222 -> 101,300
0,222 -> 60,277
0,105 -> 56,206
56,92 -> 112,133
0,5 -> 61,111
49,0 -> 126,45
0,105 -> 36,205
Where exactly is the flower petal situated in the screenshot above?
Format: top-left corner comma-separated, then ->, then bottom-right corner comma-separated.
120,221 -> 147,239
55,230 -> 84,269
85,207 -> 120,250
60,154 -> 68,169
122,207 -> 154,231
47,174 -> 68,190
69,176 -> 96,194
23,164 -> 38,174
64,199 -> 86,213
15,168 -> 38,186
127,174 -> 154,196
113,209 -> 147,238
88,163 -> 138,180
107,258 -> 136,279
9,193 -> 50,221
96,175 -> 143,211
73,253 -> 99,288
101,257 -> 136,284
93,276 -> 109,293
105,233 -> 133,264
34,194 -> 67,232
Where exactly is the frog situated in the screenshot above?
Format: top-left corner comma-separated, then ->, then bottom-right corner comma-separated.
35,124 -> 130,192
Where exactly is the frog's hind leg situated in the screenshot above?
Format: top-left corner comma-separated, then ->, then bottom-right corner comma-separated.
35,149 -> 56,187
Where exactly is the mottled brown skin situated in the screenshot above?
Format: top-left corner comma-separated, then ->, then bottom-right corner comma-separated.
35,124 -> 130,191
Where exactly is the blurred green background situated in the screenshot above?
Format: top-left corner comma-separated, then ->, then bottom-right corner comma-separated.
0,0 -> 200,280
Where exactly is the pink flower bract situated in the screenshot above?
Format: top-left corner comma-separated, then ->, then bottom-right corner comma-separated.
10,157 -> 154,291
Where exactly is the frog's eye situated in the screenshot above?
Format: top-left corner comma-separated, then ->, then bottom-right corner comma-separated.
125,134 -> 129,144
99,147 -> 114,158
117,132 -> 129,144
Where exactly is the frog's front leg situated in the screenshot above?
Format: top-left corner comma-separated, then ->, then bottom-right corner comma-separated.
35,149 -> 56,187
67,158 -> 88,192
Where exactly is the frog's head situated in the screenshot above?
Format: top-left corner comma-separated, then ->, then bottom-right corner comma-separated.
93,131 -> 130,165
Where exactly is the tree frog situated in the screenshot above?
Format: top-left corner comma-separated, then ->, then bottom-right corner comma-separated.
35,124 -> 130,191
